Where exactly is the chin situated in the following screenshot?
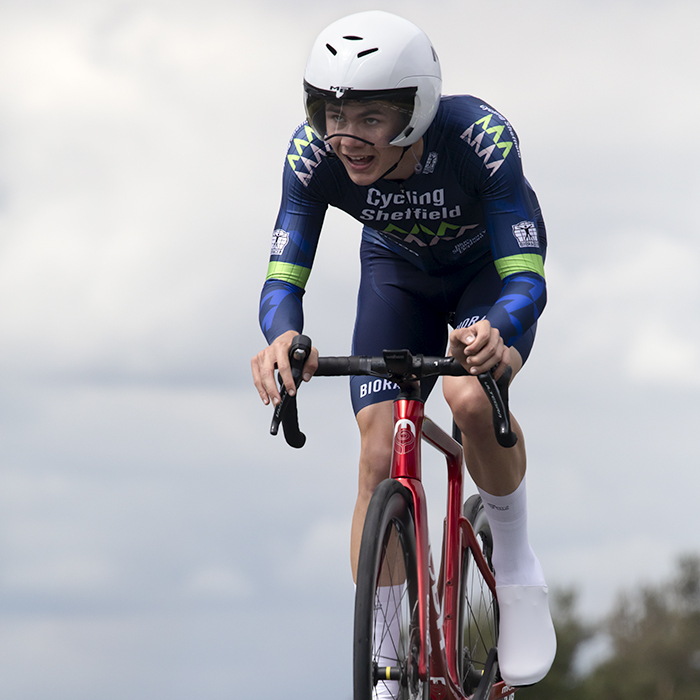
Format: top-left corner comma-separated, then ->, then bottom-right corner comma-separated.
345,169 -> 380,187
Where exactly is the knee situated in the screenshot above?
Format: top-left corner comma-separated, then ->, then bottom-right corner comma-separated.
359,438 -> 392,493
443,378 -> 493,434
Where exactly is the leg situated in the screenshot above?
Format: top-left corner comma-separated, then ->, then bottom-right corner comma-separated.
444,349 -> 543,587
351,400 -> 393,581
349,241 -> 448,580
444,348 -> 526,497
444,351 -> 556,686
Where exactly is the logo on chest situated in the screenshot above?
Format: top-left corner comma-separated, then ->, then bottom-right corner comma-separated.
360,187 -> 461,224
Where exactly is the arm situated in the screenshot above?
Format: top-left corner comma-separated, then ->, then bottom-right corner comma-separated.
253,124 -> 329,403
259,279 -> 304,345
451,104 -> 547,372
485,271 -> 546,346
472,112 -> 547,346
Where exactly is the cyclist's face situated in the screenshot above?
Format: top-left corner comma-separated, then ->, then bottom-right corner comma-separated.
324,101 -> 408,185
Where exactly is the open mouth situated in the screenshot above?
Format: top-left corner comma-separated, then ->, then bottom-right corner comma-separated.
344,154 -> 374,169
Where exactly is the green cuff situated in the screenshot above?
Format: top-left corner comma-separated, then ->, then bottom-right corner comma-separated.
265,261 -> 311,288
494,253 -> 545,280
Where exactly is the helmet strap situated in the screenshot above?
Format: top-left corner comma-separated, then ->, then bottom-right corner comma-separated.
379,146 -> 411,180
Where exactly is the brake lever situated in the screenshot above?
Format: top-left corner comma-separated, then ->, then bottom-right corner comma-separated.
477,366 -> 518,448
269,335 -> 312,448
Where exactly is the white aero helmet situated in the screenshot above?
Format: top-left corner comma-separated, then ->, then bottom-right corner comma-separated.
303,11 -> 442,147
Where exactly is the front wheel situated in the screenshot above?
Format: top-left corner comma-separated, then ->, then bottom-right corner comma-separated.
354,479 -> 427,700
458,494 -> 500,696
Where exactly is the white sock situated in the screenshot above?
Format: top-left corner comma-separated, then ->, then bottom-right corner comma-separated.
477,478 -> 546,588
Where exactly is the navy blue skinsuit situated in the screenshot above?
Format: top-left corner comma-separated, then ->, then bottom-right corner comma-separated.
259,95 -> 547,413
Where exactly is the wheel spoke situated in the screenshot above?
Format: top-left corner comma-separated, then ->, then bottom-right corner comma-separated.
458,496 -> 500,695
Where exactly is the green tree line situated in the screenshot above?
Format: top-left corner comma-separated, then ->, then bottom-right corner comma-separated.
517,555 -> 700,700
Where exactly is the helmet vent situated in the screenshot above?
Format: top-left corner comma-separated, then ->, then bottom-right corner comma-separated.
325,43 -> 338,55
357,48 -> 378,58
431,47 -> 438,62
343,35 -> 363,40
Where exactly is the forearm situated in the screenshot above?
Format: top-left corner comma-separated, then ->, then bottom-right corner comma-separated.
485,272 -> 546,346
259,279 -> 305,344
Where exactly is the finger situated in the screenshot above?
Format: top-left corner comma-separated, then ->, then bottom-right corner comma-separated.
449,327 -> 482,360
260,355 -> 283,405
466,355 -> 497,374
465,334 -> 502,373
251,356 -> 270,405
254,348 -> 285,405
302,347 -> 319,382
275,348 -> 296,398
492,347 -> 511,381
459,324 -> 490,356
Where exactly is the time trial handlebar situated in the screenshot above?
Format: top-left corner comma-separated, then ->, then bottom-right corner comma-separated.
270,334 -> 517,450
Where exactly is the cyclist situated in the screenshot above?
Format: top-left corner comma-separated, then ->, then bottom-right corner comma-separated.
251,10 -> 556,687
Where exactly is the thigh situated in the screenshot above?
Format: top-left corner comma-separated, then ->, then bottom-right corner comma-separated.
350,243 -> 448,415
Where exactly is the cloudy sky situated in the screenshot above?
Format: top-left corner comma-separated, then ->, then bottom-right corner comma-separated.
0,0 -> 698,698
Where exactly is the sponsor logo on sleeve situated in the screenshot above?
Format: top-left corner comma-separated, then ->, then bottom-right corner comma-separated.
511,220 -> 539,248
270,229 -> 290,256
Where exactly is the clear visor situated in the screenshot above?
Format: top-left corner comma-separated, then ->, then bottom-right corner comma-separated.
304,83 -> 416,146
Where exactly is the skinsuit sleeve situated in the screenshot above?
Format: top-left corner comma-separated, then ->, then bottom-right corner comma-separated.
456,105 -> 547,346
259,124 -> 330,343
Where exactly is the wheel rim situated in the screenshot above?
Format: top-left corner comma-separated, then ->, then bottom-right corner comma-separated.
460,511 -> 499,694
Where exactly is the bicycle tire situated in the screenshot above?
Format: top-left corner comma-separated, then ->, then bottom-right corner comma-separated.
458,494 -> 500,696
354,479 -> 428,700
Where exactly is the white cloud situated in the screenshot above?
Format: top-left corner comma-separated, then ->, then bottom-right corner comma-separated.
0,3 -> 292,378
185,565 -> 253,599
540,229 -> 700,384
3,555 -> 116,594
627,324 -> 699,383
284,518 -> 351,588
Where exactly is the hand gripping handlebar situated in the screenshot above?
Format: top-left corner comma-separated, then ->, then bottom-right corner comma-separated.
270,335 -> 517,449
269,334 -> 312,448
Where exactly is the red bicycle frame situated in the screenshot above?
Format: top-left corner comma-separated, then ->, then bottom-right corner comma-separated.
270,336 -> 520,699
389,397 -> 516,700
